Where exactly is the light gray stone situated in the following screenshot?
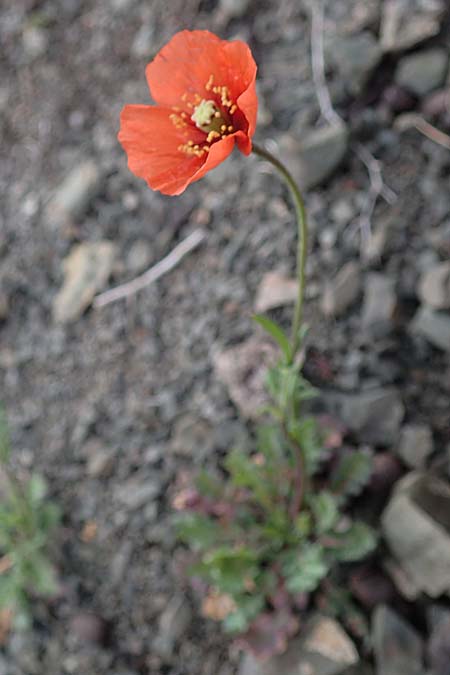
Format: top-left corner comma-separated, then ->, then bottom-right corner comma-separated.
373,605 -> 424,675
280,122 -> 349,191
53,241 -> 116,323
322,262 -> 361,317
126,240 -> 152,274
410,306 -> 450,352
397,424 -> 433,469
115,477 -> 160,511
381,0 -> 445,52
254,272 -> 298,313
382,472 -> 450,598
418,262 -> 450,310
361,273 -> 397,337
153,595 -> 192,659
46,159 -> 102,226
240,616 -> 358,675
219,0 -> 251,19
396,49 -> 448,97
22,25 -> 48,59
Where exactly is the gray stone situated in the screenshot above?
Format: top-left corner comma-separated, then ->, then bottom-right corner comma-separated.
86,446 -> 115,478
53,241 -> 116,323
254,272 -> 298,313
169,415 -> 213,458
213,338 -> 278,419
427,608 -> 450,675
396,49 -> 448,97
126,240 -> 152,274
153,595 -> 192,659
418,262 -> 450,310
115,477 -> 160,511
382,472 -> 450,597
361,273 -> 397,337
326,388 -> 404,446
428,221 -> 450,257
22,25 -> 48,59
219,0 -> 251,19
239,615 -> 358,675
381,0 -> 445,52
280,122 -> 349,191
46,159 -> 102,226
397,424 -> 433,469
410,306 -> 450,352
0,292 -> 8,321
327,32 -> 382,95
322,262 -> 361,317
131,24 -> 155,59
373,605 -> 424,675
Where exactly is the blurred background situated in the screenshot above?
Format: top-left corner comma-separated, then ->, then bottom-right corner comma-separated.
1,1 -> 450,674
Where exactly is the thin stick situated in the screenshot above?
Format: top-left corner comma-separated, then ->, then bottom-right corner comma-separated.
94,229 -> 206,308
413,116 -> 450,150
309,0 -> 396,248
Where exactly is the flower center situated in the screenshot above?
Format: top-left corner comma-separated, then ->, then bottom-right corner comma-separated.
191,99 -> 226,133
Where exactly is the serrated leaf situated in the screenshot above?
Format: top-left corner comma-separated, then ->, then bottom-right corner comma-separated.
29,554 -> 58,595
330,450 -> 373,502
309,491 -> 339,535
326,522 -> 378,562
174,513 -> 218,551
224,449 -> 272,509
27,474 -> 47,505
252,315 -> 292,363
202,547 -> 259,595
223,594 -> 265,634
282,543 -> 329,593
289,416 -> 323,476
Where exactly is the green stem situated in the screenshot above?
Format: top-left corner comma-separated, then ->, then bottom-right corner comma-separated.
252,143 -> 309,360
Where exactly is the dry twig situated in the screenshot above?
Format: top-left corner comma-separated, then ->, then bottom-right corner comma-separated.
309,0 -> 396,246
94,229 -> 206,308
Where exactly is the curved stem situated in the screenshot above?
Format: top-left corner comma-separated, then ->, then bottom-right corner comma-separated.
252,143 -> 309,360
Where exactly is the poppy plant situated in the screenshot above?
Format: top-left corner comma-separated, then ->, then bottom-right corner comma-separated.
119,30 -> 258,196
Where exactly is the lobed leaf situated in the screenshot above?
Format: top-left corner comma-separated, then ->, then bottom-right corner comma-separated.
282,543 -> 329,594
326,521 -> 378,562
308,491 -> 339,535
330,450 -> 373,502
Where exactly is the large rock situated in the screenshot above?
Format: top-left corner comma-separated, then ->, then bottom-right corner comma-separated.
53,241 -> 116,323
325,388 -> 404,446
381,0 -> 445,52
396,49 -> 448,97
410,306 -> 450,352
373,605 -> 424,675
280,122 -> 349,191
418,262 -> 450,310
239,615 -> 358,675
382,472 -> 450,597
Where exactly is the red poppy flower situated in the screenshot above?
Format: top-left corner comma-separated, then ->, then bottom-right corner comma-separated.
118,30 -> 258,195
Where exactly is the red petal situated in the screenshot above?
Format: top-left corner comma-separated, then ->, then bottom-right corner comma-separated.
146,30 -> 257,143
118,104 -> 207,195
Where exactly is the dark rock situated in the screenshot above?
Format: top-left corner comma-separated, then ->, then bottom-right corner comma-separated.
349,566 -> 395,610
368,452 -> 403,493
70,612 -> 108,646
372,605 -> 424,675
382,84 -> 417,114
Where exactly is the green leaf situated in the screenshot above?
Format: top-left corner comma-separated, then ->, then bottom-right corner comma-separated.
309,491 -> 339,535
289,416 -> 323,476
195,471 -> 223,499
174,513 -> 218,551
252,315 -> 292,363
224,448 -> 273,510
282,543 -> 329,593
29,554 -> 58,595
326,522 -> 377,562
223,594 -> 265,634
293,512 -> 312,538
202,546 -> 259,595
330,450 -> 373,502
27,474 -> 47,505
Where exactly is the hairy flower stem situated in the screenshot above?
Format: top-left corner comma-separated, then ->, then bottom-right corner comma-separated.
252,143 -> 308,361
253,143 -> 310,519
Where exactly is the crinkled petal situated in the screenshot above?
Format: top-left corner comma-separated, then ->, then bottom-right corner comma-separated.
118,104 -> 207,195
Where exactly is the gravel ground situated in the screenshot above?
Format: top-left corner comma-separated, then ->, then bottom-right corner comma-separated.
1,1 -> 450,673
